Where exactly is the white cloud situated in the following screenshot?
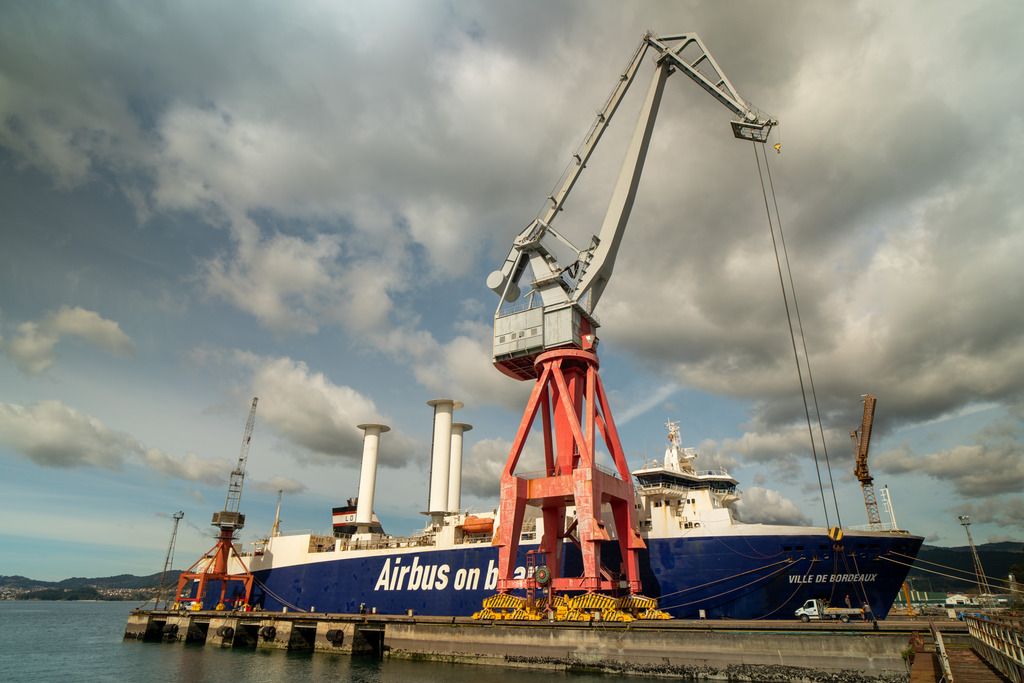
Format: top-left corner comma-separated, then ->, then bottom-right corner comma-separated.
3,307 -> 134,374
4,322 -> 58,375
251,475 -> 307,495
733,487 -> 812,526
0,400 -> 233,486
0,400 -> 135,469
616,383 -> 681,425
378,320 -> 531,412
953,498 -> 1024,533
202,218 -> 345,335
698,424 -> 844,477
48,306 -> 135,354
238,353 -> 417,466
875,416 -> 1024,497
141,448 -> 230,484
461,437 -> 543,501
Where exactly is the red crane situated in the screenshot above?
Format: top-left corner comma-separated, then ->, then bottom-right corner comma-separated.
175,397 -> 258,610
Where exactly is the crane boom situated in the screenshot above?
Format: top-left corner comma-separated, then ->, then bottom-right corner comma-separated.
488,32 -> 776,380
224,396 -> 258,514
851,394 -> 881,527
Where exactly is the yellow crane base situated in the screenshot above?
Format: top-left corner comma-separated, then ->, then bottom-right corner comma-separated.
471,593 -> 671,622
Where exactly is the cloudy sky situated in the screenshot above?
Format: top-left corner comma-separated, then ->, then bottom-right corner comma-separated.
1,1 -> 1021,580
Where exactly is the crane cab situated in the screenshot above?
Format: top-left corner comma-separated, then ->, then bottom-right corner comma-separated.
493,303 -> 596,380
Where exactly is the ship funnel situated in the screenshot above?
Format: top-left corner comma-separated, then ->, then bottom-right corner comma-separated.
355,423 -> 390,533
447,423 -> 473,513
426,399 -> 461,522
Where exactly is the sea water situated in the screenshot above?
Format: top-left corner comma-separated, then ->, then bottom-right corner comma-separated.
0,601 -> 641,682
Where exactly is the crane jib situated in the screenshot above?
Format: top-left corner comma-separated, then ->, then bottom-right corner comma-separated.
488,32 -> 776,378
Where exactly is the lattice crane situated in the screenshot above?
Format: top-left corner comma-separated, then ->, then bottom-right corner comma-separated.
215,396 -> 259,529
851,394 -> 881,528
175,397 -> 259,610
487,32 -> 776,600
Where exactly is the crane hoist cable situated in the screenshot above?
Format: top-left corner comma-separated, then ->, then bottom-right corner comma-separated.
752,142 -> 835,529
761,145 -> 843,529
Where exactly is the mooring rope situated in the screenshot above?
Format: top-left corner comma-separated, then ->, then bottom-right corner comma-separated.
251,575 -> 308,613
658,557 -> 799,612
753,556 -> 818,620
655,557 -> 796,601
884,552 -> 1014,590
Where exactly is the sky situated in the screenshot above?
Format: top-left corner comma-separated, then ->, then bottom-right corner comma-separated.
0,1 -> 1021,581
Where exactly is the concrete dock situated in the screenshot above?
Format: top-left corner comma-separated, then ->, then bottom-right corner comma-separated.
123,610 -> 1003,679
125,609 -> 384,655
125,610 -> 978,681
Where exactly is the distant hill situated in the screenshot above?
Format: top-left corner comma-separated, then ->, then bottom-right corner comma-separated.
0,571 -> 181,591
56,572 -> 180,590
909,542 -> 1023,593
20,586 -> 103,601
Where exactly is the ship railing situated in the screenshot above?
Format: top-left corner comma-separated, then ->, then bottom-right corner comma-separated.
637,458 -> 678,471
495,296 -> 543,317
635,459 -> 733,478
335,534 -> 438,552
335,529 -> 526,552
637,484 -> 688,497
696,469 -> 734,478
461,532 -> 492,544
845,521 -> 898,532
516,463 -> 619,479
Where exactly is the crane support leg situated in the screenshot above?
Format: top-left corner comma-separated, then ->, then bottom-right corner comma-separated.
174,530 -> 254,610
493,348 -> 644,595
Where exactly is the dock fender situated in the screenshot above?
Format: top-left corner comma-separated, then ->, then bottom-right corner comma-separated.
325,629 -> 345,645
216,626 -> 234,639
259,626 -> 276,640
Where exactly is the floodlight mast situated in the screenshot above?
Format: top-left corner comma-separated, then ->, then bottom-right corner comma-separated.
488,32 -> 776,381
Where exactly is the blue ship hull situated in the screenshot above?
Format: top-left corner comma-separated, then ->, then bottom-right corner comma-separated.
234,530 -> 921,620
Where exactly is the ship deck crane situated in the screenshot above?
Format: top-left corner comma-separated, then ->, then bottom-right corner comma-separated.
851,394 -> 881,528
487,32 -> 776,603
175,397 -> 258,610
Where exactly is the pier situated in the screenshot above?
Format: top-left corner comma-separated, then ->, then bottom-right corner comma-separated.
124,609 -> 1019,681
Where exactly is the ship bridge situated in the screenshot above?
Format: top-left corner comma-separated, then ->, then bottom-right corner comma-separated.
631,421 -> 740,536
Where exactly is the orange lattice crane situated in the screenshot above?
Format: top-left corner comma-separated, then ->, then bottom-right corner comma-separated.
851,394 -> 881,528
175,397 -> 258,610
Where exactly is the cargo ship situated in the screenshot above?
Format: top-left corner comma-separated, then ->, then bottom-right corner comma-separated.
215,420 -> 921,620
